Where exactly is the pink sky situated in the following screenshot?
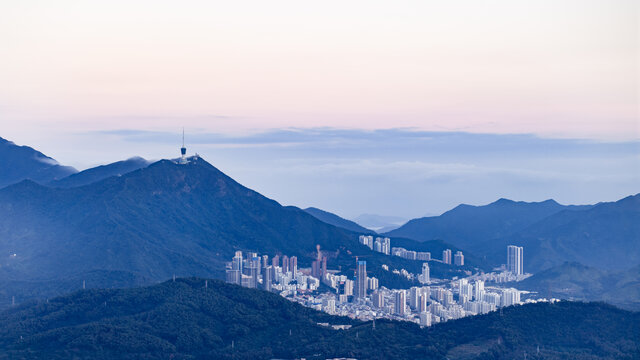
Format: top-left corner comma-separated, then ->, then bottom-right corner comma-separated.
0,0 -> 638,144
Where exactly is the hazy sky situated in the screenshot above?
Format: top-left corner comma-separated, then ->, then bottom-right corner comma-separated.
0,1 -> 638,218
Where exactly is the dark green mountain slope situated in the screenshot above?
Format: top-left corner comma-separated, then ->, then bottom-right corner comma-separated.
386,198 -> 591,253
0,137 -> 76,188
49,156 -> 150,188
516,262 -> 640,311
0,156 -> 472,306
489,194 -> 640,272
304,206 -> 373,233
0,279 -> 637,360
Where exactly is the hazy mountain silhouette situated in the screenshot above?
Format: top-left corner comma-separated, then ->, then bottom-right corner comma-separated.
490,194 -> 640,272
304,207 -> 373,233
49,156 -> 150,188
0,137 -> 76,188
386,198 -> 592,252
0,278 -> 636,359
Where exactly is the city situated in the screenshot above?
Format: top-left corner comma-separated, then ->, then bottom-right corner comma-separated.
226,236 -> 546,328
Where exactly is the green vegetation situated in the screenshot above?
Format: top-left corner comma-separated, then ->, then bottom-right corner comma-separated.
0,157 -> 475,308
0,278 -> 637,359
516,262 -> 640,311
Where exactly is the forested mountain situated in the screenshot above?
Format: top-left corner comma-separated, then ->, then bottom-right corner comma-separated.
487,194 -> 640,272
49,157 -> 150,188
0,156 -> 474,307
0,278 -> 637,360
386,198 -> 591,252
304,207 -> 373,233
0,137 -> 76,188
516,262 -> 640,311
386,195 -> 639,274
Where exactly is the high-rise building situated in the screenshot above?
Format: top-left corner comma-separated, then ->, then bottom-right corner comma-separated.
454,251 -> 464,266
263,265 -> 273,291
409,287 -> 420,309
272,254 -> 280,268
282,255 -> 289,273
290,256 -> 298,275
372,291 -> 384,308
323,298 -> 336,314
419,293 -> 428,313
507,245 -> 524,275
395,290 -> 406,316
262,255 -> 269,269
249,256 -> 260,288
442,249 -> 452,264
501,288 -> 521,306
321,256 -> 327,278
419,262 -> 430,284
227,251 -> 243,285
343,279 -> 354,296
419,311 -> 432,327
473,280 -> 485,301
355,260 -> 367,298
367,277 -> 379,291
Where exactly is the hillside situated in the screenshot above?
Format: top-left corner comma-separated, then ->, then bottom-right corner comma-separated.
0,156 -> 472,306
386,198 -> 591,253
488,194 -> 640,272
516,262 -> 640,311
304,207 -> 373,233
0,137 -> 76,188
49,157 -> 150,188
0,279 -> 637,360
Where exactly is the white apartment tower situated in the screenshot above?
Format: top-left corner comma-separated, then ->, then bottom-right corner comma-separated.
507,245 -> 524,276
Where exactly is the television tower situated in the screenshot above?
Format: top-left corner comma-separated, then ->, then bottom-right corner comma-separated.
180,127 -> 187,163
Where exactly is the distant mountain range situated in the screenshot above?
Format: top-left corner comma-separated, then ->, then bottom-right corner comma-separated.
0,137 -> 76,188
386,196 -> 640,273
304,207 -> 373,233
0,153 -> 475,307
1,278 -> 637,359
490,194 -> 639,272
48,156 -> 150,188
386,198 -> 592,251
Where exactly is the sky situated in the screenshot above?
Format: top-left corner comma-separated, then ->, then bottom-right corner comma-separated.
0,0 -> 638,219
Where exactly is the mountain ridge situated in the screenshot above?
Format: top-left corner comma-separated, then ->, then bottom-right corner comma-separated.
0,137 -> 76,188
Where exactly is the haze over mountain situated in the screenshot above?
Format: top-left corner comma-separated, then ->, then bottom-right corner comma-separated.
304,207 -> 373,234
0,155 -> 474,306
48,156 -> 150,188
0,137 -> 76,188
1,278 -> 637,360
353,213 -> 408,233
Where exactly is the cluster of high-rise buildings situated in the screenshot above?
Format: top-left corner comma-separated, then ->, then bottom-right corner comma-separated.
225,241 -> 532,328
392,247 -> 432,261
359,235 -> 467,268
292,275 -> 525,328
225,251 -> 319,294
359,235 -> 391,255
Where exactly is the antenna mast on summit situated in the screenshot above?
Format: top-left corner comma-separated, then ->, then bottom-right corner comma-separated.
180,127 -> 187,163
